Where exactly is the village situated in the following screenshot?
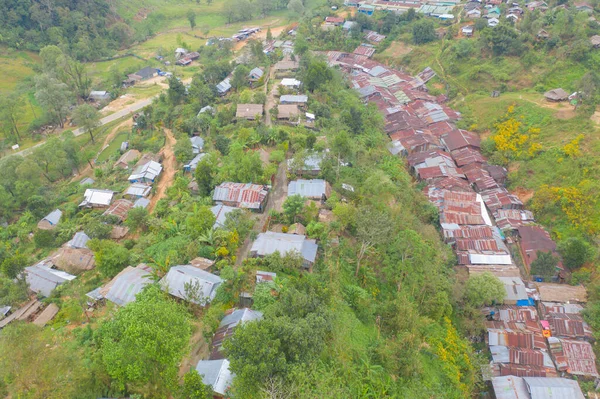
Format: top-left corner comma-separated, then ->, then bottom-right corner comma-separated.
0,0 -> 599,397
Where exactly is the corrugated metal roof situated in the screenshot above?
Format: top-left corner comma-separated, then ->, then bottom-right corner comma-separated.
281,78 -> 301,87
195,359 -> 233,396
550,338 -> 598,377
210,308 -> 263,359
251,232 -> 318,263
67,231 -> 90,249
80,189 -> 114,207
280,94 -> 308,103
288,179 -> 329,199
102,265 -> 152,306
236,103 -> 264,119
133,197 -> 150,209
103,199 -> 134,222
160,265 -> 223,305
524,377 -> 585,399
211,204 -> 237,228
216,78 -> 231,94
126,183 -> 151,197
25,265 -> 76,297
128,160 -> 163,181
492,375 -> 529,398
42,209 -> 62,225
213,182 -> 269,210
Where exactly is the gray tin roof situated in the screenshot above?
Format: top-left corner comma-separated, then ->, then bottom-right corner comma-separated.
159,265 -> 223,305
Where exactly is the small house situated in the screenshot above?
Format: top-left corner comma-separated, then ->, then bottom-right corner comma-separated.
114,149 -> 141,169
358,4 -> 375,15
461,25 -> 474,36
506,13 -> 519,21
324,16 -> 345,26
198,105 -> 215,116
210,308 -> 263,359
103,199 -> 134,223
79,177 -> 95,186
66,231 -> 90,249
100,264 -> 153,306
497,276 -> 529,305
195,359 -> 233,398
250,232 -> 318,268
37,209 -> 62,230
488,17 -> 500,27
343,21 -> 359,31
574,2 -> 593,12
466,8 -> 482,18
175,48 -> 188,58
45,247 -> 96,274
280,78 -> 302,88
287,152 -> 324,176
280,94 -> 308,105
128,160 -> 163,183
544,88 -> 569,102
277,104 -> 301,120
184,153 -> 207,173
590,35 -> 600,48
190,136 -> 205,154
273,60 -> 299,76
213,182 -> 269,212
24,264 -> 76,297
160,265 -> 223,305
248,67 -> 264,82
288,179 -> 331,200
89,90 -> 110,102
133,197 -> 150,209
79,189 -> 114,208
492,376 -> 585,399
211,204 -> 237,229
537,29 -> 550,39
125,67 -> 158,86
125,183 -> 152,199
216,78 -> 232,95
236,104 -> 264,120
353,44 -> 376,58
256,270 -> 276,283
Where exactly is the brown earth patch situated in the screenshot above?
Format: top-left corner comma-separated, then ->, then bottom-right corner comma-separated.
383,41 -> 413,58
511,187 -> 534,203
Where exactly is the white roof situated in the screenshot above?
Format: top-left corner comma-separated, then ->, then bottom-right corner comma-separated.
80,189 -> 114,207
492,376 -> 585,399
288,179 -> 328,198
251,232 -> 318,263
160,265 -> 223,305
498,276 -> 528,302
280,78 -> 302,87
126,183 -> 152,197
25,265 -> 76,297
128,160 -> 163,181
133,197 -> 150,209
195,359 -> 233,396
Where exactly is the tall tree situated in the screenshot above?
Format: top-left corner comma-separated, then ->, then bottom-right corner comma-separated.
0,94 -> 24,143
412,20 -> 436,45
34,74 -> 72,128
530,251 -> 559,280
287,0 -> 304,16
97,285 -> 191,396
465,272 -> 506,307
72,104 -> 101,143
355,206 -> 394,276
187,9 -> 197,30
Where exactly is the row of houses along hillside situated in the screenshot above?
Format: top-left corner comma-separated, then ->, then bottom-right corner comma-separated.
330,50 -> 595,397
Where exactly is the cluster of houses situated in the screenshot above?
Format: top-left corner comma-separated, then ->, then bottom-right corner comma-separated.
327,50 -> 595,397
175,48 -> 200,67
343,0 -> 459,21
463,1 -> 524,27
232,27 -> 260,42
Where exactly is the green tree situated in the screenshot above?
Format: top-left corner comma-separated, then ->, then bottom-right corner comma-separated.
84,218 -> 112,239
283,194 -> 305,224
88,239 -> 130,278
97,285 -> 191,396
412,20 -> 436,45
530,251 -> 559,280
194,159 -> 215,197
287,0 -> 304,16
187,10 -> 197,30
465,272 -> 505,307
177,370 -> 213,399
72,104 -> 101,143
355,206 -> 394,276
0,94 -> 24,143
231,65 -> 250,91
34,74 -> 72,128
168,76 -> 187,105
558,237 -> 595,270
34,229 -> 55,248
303,59 -> 333,92
267,27 -> 273,41
1,253 -> 28,280
186,205 -> 217,239
126,207 -> 149,231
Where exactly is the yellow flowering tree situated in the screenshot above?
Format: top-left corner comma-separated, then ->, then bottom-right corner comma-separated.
491,105 -> 542,160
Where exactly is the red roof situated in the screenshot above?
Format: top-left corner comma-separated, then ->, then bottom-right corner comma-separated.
517,225 -> 562,270
442,129 -> 481,151
551,338 -> 599,377
451,147 -> 486,167
353,44 -> 376,58
325,16 -> 345,24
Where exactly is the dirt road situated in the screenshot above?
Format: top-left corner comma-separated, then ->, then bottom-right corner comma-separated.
148,128 -> 177,213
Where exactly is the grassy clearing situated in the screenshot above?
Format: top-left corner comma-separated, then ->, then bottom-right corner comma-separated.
96,130 -> 130,163
0,46 -> 40,93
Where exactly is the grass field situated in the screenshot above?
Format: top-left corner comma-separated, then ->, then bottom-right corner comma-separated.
96,130 -> 130,163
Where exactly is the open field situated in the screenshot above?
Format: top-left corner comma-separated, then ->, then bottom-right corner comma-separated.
96,130 -> 130,163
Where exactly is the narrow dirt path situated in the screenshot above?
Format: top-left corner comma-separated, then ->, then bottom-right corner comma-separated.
235,160 -> 288,266
70,119 -> 133,182
148,128 -> 177,213
264,66 -> 275,126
